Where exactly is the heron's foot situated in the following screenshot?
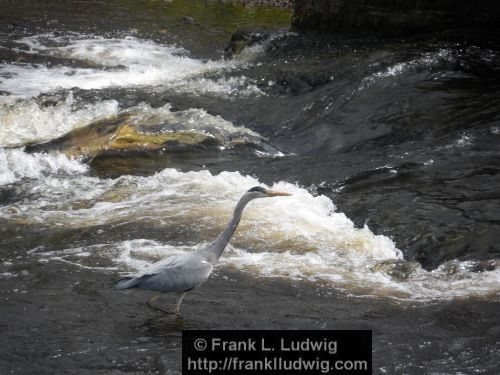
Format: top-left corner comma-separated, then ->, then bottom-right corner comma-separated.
147,294 -> 170,314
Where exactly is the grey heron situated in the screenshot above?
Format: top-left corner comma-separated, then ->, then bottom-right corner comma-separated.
115,186 -> 291,314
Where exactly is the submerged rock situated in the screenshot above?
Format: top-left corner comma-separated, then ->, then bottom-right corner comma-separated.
371,259 -> 422,281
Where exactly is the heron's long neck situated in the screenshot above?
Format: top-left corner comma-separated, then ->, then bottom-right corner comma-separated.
207,195 -> 253,263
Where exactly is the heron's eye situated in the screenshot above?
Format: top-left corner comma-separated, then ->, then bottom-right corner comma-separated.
248,186 -> 266,193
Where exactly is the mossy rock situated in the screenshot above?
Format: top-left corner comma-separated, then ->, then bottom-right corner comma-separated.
26,111 -> 226,160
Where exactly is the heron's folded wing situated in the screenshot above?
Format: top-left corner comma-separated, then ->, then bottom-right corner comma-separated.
136,259 -> 213,293
136,252 -> 193,277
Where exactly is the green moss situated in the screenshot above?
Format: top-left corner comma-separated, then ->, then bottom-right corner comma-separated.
120,0 -> 292,43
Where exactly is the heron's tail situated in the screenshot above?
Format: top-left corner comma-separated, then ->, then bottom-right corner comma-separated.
115,276 -> 140,290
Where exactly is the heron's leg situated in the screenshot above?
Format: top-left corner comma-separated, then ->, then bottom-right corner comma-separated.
147,294 -> 161,309
147,293 -> 169,314
175,292 -> 186,315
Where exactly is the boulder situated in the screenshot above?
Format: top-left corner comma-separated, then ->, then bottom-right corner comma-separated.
25,109 -> 278,161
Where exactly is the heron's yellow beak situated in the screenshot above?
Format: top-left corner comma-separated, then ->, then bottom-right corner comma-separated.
266,190 -> 292,197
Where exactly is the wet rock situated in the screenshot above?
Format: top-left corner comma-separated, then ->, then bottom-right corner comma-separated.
25,108 -> 280,162
26,113 -> 213,159
440,260 -> 461,275
224,29 -> 269,59
25,112 -> 219,160
371,259 -> 422,281
181,16 -> 194,24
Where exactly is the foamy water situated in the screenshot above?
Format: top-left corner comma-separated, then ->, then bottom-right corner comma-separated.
0,33 -> 263,99
0,93 -> 120,147
0,148 -> 88,185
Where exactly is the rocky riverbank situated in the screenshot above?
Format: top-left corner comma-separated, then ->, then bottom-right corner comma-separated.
292,0 -> 500,35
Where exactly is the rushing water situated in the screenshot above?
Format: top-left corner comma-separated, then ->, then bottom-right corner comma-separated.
1,1 -> 499,374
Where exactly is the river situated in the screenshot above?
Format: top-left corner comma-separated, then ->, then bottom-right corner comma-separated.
1,0 -> 499,374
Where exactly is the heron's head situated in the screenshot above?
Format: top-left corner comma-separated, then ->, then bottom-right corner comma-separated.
246,186 -> 292,199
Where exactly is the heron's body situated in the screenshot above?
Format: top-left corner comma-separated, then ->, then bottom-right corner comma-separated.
115,186 -> 291,314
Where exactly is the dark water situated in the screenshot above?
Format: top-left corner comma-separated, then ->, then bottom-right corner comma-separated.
1,1 -> 499,374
